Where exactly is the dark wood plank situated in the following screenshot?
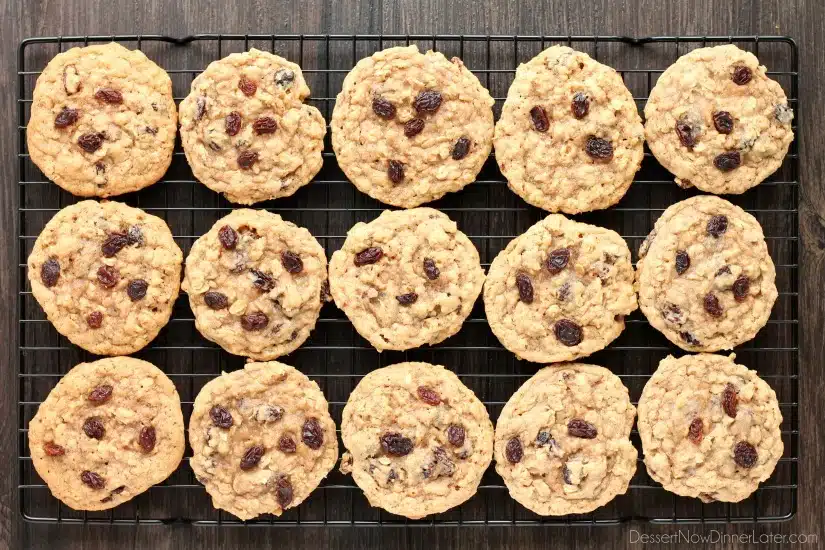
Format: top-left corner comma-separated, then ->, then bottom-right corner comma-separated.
1,1 -> 822,549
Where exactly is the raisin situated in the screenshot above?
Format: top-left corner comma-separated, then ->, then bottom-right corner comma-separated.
423,258 -> 440,280
451,136 -> 471,160
81,471 -> 105,489
95,88 -> 123,104
505,437 -> 523,464
733,275 -> 750,302
380,432 -> 414,457
703,293 -> 723,317
88,385 -> 113,403
585,136 -> 613,160
422,447 -> 455,479
662,303 -> 686,325
707,215 -> 728,238
396,292 -> 418,305
714,151 -> 741,171
688,417 -> 704,444
274,68 -> 295,88
388,160 -> 405,184
54,107 -> 79,128
253,117 -> 278,135
95,161 -> 106,175
732,65 -> 752,85
40,259 -> 60,287
515,272 -> 534,303
238,76 -> 257,96
86,311 -> 104,329
240,444 -> 265,470
417,386 -> 441,406
733,441 -> 758,468
300,417 -> 324,449
547,248 -> 570,274
280,251 -> 303,274
680,331 -> 700,346
251,269 -> 275,292
204,291 -> 228,310
554,319 -> 583,346
563,466 -> 573,484
372,96 -> 396,119
275,476 -> 293,507
536,431 -> 554,447
44,442 -> 66,456
722,383 -> 739,418
413,90 -> 442,113
241,312 -> 268,331
102,232 -> 129,257
78,132 -> 104,153
144,126 -> 158,135
126,226 -> 143,246
210,405 -> 234,429
404,118 -> 425,137
716,265 -> 732,277
195,97 -> 207,120
139,426 -> 156,452
354,247 -> 383,266
557,282 -> 572,301
238,150 -> 259,169
713,111 -> 734,134
97,265 -> 120,289
526,106 -> 550,134
571,92 -> 590,119
446,424 -> 465,447
83,417 -> 105,439
568,418 -> 598,439
278,435 -> 297,453
127,279 -> 148,301
675,250 -> 690,275
225,111 -> 242,136
675,117 -> 699,149
218,225 -> 238,250
774,103 -> 794,124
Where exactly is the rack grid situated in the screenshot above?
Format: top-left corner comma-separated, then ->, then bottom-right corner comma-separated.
17,34 -> 798,526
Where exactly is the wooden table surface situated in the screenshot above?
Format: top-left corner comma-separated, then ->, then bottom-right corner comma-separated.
2,0 -> 823,548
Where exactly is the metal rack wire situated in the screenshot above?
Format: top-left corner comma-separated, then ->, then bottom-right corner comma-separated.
17,34 -> 799,526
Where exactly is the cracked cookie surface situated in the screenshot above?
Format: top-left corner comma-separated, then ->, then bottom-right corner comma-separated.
328,208 -> 484,351
645,44 -> 794,194
182,209 -> 327,360
28,357 -> 185,511
180,49 -> 326,204
340,362 -> 493,519
27,42 -> 177,197
494,364 -> 636,515
638,353 -> 783,502
484,214 -> 637,363
494,45 -> 644,213
189,361 -> 338,520
27,200 -> 182,356
636,196 -> 777,351
331,45 -> 494,208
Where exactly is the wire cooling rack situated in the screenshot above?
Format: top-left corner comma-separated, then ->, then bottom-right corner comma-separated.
16,34 -> 799,526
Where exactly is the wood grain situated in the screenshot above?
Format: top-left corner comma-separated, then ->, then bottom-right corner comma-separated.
2,1 -> 822,548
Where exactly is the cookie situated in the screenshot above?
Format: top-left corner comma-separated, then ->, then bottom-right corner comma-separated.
179,49 -> 326,204
638,353 -> 783,502
328,208 -> 484,351
331,46 -> 495,208
494,46 -> 644,214
189,361 -> 338,520
645,44 -> 794,194
340,362 -> 493,519
182,209 -> 327,360
494,364 -> 637,515
27,42 -> 177,197
28,357 -> 185,511
27,200 -> 183,356
484,214 -> 637,363
636,195 -> 777,351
